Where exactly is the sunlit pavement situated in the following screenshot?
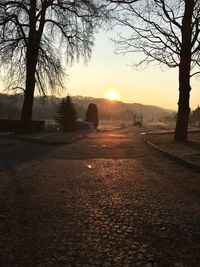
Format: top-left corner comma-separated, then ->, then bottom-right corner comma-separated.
0,126 -> 200,267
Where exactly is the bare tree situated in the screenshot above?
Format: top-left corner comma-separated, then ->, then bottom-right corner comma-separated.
0,0 -> 104,133
111,0 -> 200,142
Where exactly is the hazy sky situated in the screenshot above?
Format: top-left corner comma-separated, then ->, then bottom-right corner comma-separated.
66,30 -> 200,111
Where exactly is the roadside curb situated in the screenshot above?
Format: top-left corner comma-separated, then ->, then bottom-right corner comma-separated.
144,138 -> 200,172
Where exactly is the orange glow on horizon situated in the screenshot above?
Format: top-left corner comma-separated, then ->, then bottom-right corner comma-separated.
105,90 -> 119,101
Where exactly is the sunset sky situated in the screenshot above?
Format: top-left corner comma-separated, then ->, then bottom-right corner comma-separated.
66,30 -> 200,111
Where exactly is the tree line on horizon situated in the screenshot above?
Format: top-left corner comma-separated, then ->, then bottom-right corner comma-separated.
0,93 -> 174,122
0,1 -> 199,141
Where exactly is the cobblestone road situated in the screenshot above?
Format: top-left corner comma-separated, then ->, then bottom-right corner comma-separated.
0,126 -> 200,267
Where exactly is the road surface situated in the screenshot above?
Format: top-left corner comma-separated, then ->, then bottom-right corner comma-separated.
0,125 -> 200,267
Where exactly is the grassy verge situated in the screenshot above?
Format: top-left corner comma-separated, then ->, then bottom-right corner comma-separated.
7,130 -> 90,144
145,132 -> 200,168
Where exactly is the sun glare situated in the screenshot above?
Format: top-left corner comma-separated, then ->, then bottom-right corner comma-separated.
106,90 -> 119,101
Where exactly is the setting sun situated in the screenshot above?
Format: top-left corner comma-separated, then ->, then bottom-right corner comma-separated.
105,90 -> 119,101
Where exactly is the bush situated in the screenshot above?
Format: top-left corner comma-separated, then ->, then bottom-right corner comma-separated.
55,96 -> 77,132
85,103 -> 99,128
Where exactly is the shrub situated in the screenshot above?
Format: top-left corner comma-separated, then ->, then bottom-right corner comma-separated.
55,96 -> 77,132
85,103 -> 99,128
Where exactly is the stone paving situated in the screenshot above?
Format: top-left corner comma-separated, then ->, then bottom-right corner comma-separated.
0,126 -> 200,266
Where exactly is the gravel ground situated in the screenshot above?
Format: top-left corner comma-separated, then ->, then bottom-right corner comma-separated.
0,126 -> 200,267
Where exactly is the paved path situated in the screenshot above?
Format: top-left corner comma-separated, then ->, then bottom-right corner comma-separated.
0,126 -> 200,267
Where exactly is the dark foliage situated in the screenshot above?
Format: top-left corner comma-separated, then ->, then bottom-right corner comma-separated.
85,103 -> 99,128
56,96 -> 77,132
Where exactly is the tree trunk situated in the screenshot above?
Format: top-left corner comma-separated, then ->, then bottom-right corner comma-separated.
20,0 -> 39,133
174,0 -> 194,142
174,75 -> 191,142
20,56 -> 37,133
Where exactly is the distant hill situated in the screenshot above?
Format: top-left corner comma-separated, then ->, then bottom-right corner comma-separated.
72,96 -> 175,121
0,93 -> 175,122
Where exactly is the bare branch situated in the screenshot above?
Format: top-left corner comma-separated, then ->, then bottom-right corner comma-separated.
111,0 -> 200,76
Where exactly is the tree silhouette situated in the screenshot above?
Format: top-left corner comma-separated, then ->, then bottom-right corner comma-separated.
86,103 -> 99,128
111,0 -> 200,142
56,96 -> 77,132
0,1 -> 104,133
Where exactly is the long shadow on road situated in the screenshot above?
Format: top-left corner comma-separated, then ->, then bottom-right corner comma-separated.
0,136 -> 62,171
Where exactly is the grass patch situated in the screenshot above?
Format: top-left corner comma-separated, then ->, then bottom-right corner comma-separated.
145,132 -> 200,167
8,130 -> 90,144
